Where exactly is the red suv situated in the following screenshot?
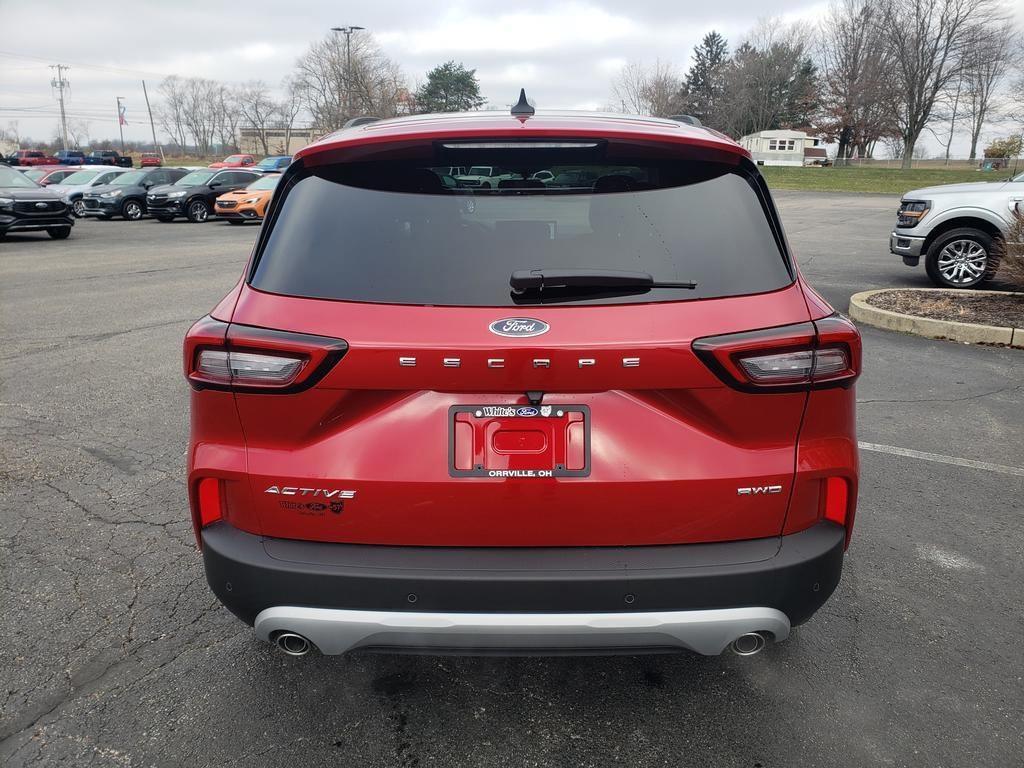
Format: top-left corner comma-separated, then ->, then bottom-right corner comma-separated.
185,108 -> 861,658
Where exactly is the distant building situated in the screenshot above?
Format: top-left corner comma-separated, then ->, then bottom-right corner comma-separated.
238,126 -> 319,156
738,129 -> 828,167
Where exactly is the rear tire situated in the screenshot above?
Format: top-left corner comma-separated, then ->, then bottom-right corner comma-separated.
47,227 -> 71,239
186,198 -> 210,223
122,199 -> 144,221
924,228 -> 997,289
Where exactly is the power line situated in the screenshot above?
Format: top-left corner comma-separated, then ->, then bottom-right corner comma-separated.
0,50 -> 171,79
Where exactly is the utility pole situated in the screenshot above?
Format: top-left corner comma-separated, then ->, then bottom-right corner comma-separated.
116,97 -> 126,153
331,25 -> 364,122
141,80 -> 163,162
50,64 -> 70,150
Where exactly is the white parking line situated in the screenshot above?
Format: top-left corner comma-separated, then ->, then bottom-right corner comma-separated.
859,441 -> 1024,478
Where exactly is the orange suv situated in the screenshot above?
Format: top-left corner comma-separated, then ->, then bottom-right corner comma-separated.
214,173 -> 280,224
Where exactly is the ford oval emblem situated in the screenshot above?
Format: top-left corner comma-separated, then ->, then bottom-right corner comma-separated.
516,407 -> 539,417
489,318 -> 549,338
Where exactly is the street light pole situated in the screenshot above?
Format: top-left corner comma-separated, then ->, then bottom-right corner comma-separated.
330,25 -> 364,123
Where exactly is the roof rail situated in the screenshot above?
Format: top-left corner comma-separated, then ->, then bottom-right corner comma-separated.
343,116 -> 382,129
668,114 -> 703,127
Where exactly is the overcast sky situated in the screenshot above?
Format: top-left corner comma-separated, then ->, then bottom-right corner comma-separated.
2,0 -> 1021,156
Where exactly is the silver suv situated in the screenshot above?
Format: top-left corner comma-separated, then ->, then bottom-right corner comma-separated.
890,171 -> 1024,288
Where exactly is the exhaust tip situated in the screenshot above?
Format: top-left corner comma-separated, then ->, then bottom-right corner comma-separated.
274,632 -> 312,657
729,632 -> 767,657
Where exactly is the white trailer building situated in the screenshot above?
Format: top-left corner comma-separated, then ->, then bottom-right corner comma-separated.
738,130 -> 828,167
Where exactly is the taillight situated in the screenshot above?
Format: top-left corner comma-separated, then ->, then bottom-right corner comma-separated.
183,316 -> 348,393
693,314 -> 861,392
195,349 -> 305,386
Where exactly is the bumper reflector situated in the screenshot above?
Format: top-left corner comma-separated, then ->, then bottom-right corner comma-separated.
823,476 -> 848,526
197,477 -> 223,528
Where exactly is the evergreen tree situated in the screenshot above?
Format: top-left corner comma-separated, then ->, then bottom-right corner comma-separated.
683,31 -> 729,125
415,61 -> 486,113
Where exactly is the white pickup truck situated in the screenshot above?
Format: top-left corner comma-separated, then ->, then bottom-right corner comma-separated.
453,166 -> 519,190
890,171 -> 1024,288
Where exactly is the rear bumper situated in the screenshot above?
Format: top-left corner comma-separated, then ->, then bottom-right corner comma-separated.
202,521 -> 845,654
254,605 -> 791,656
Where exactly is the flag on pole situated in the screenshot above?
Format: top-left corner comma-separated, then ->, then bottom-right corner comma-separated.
118,103 -> 127,126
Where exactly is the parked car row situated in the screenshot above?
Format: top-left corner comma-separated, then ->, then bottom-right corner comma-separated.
4,149 -> 294,172
3,149 -> 135,167
1,161 -> 288,239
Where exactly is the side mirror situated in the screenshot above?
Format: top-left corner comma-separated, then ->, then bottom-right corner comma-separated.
143,181 -> 154,189
209,181 -> 222,188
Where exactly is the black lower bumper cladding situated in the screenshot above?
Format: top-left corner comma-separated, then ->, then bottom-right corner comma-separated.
202,522 -> 845,627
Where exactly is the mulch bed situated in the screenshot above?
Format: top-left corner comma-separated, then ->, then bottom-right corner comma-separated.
866,290 -> 1024,328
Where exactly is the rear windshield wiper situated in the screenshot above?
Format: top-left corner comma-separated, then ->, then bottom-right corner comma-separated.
510,268 -> 697,295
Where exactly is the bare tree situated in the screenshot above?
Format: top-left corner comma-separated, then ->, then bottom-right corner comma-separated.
818,0 -> 897,162
156,76 -> 189,155
877,0 -> 995,169
238,80 -> 278,155
961,21 -> 1015,161
4,120 -> 21,148
181,78 -> 219,156
276,76 -> 305,154
66,119 -> 91,149
214,84 -> 242,153
719,22 -> 820,137
612,60 -> 683,117
293,31 -> 408,132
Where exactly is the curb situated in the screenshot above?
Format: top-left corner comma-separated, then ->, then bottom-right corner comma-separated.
848,288 -> 1024,348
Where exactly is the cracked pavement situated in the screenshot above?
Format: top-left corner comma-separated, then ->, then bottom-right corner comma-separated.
1,194 -> 1022,766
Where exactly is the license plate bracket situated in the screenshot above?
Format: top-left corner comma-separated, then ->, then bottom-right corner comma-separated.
448,404 -> 591,478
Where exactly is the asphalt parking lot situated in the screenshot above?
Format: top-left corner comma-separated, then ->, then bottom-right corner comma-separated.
1,194 -> 1022,767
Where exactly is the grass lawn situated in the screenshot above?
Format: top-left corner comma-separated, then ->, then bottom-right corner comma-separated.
759,165 -> 1008,195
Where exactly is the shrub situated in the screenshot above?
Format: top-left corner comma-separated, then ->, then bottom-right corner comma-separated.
999,210 -> 1024,289
984,136 -> 1023,160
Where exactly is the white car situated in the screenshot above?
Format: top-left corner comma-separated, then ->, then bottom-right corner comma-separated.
47,168 -> 131,217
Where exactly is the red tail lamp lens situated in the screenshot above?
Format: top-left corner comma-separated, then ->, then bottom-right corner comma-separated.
823,476 -> 848,526
183,317 -> 348,393
693,315 -> 861,392
197,478 -> 223,528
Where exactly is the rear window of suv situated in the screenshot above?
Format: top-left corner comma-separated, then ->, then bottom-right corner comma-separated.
250,156 -> 792,306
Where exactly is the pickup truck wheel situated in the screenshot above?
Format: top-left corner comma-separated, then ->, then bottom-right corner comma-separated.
47,227 -> 71,240
925,228 -> 995,289
186,199 -> 210,223
71,199 -> 86,217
